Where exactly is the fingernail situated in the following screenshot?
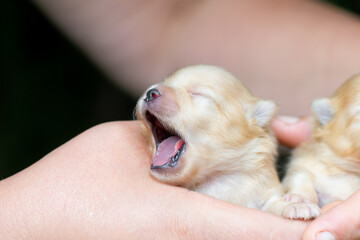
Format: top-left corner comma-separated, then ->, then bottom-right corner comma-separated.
277,116 -> 300,125
317,231 -> 336,240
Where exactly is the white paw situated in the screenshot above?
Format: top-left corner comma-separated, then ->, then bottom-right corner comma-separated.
282,202 -> 321,220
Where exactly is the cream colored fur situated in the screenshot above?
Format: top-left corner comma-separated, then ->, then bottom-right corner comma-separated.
136,65 -> 304,218
283,74 -> 360,219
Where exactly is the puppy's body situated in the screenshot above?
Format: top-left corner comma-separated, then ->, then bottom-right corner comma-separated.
283,74 -> 360,216
136,65 -> 313,218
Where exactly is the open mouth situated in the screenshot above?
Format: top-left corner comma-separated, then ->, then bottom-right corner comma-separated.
145,111 -> 186,169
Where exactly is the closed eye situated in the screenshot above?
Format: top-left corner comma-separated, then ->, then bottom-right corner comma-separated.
189,91 -> 205,97
188,89 -> 225,115
188,90 -> 215,100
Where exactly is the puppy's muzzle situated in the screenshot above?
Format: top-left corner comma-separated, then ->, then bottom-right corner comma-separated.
145,88 -> 161,102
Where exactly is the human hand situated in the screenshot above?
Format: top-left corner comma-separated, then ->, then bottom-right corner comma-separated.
0,121 -> 307,239
302,191 -> 360,240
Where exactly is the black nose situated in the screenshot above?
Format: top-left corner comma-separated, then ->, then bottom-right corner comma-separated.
145,88 -> 161,102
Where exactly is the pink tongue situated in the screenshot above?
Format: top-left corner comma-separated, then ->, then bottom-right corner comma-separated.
152,136 -> 184,167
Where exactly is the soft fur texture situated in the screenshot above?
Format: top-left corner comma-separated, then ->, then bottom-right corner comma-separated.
282,74 -> 360,219
136,65 -> 308,218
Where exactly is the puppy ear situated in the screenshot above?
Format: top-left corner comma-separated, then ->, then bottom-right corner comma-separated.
311,98 -> 334,126
250,100 -> 277,127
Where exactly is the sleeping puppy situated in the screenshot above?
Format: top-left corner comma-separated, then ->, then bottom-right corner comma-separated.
282,74 -> 360,219
136,65 -> 315,219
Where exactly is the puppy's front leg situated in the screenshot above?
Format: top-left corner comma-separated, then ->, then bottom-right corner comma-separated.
261,187 -> 320,220
260,186 -> 290,216
281,168 -> 321,220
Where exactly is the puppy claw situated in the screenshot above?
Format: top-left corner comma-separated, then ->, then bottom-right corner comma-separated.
282,202 -> 321,220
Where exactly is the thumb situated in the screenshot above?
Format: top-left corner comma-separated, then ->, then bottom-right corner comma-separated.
302,191 -> 360,240
271,116 -> 311,148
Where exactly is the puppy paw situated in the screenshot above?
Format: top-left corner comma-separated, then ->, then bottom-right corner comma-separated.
282,202 -> 321,220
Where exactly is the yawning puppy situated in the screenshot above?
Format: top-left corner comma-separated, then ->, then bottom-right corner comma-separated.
136,65 -> 310,218
282,74 -> 360,219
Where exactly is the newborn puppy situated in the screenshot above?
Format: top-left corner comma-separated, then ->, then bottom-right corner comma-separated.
282,74 -> 360,219
136,65 -> 307,218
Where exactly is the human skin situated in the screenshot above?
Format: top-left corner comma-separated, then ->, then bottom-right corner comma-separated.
272,116 -> 312,148
303,192 -> 360,240
0,121 -> 308,240
31,0 -> 360,115
1,119 -> 360,239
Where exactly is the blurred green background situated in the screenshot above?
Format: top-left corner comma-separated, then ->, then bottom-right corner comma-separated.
1,0 -> 359,179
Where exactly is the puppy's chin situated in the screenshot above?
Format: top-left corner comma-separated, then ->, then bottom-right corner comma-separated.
150,152 -> 200,186
150,161 -> 184,185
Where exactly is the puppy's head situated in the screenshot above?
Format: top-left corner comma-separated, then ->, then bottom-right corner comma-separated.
311,74 -> 360,158
136,65 -> 277,187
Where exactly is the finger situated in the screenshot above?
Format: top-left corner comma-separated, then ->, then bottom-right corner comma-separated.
321,201 -> 342,213
303,192 -> 360,240
272,116 -> 311,148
